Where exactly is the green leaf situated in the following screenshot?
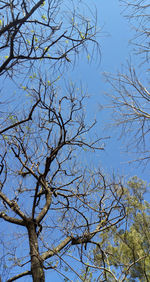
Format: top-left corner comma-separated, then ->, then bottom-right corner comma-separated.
80,32 -> 85,40
22,86 -> 27,90
2,135 -> 8,140
87,54 -> 90,61
41,1 -> 45,6
26,39 -> 31,45
34,36 -> 38,42
42,15 -> 47,21
44,46 -> 49,52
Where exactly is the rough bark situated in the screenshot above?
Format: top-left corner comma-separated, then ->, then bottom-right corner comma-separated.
27,221 -> 45,281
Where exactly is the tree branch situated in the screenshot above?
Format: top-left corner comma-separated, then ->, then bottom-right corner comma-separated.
0,212 -> 25,226
36,180 -> 52,223
7,270 -> 31,282
0,99 -> 40,134
0,191 -> 27,221
0,0 -> 45,36
41,236 -> 72,261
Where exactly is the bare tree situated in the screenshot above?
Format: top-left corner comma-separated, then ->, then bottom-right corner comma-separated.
0,1 -> 126,281
0,0 -> 100,77
120,0 -> 150,63
104,65 -> 150,164
103,0 -> 150,165
0,78 -> 125,281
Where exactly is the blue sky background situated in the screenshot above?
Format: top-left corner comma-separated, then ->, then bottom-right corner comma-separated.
1,0 -> 149,281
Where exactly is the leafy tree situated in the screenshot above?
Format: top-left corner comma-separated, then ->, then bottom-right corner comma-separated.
0,1 -> 125,281
93,177 -> 150,281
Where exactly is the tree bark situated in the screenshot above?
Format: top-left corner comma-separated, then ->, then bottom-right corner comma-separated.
27,221 -> 45,281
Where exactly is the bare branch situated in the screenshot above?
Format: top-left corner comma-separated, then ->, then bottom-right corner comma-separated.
0,99 -> 40,134
7,270 -> 31,282
0,191 -> 27,221
0,212 -> 25,226
41,236 -> 72,261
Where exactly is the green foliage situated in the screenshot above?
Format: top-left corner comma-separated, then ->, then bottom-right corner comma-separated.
79,266 -> 94,282
93,177 -> 150,281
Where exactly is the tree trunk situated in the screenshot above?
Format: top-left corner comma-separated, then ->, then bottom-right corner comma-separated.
27,221 -> 45,282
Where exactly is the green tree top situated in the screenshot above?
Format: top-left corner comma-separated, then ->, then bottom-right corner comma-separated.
93,177 -> 150,282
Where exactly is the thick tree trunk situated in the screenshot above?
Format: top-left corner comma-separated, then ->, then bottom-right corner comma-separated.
27,221 -> 45,282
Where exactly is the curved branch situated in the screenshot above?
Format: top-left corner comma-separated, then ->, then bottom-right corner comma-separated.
0,212 -> 25,226
0,99 -> 40,134
7,270 -> 31,282
0,191 -> 27,221
41,236 -> 72,261
36,181 -> 52,223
